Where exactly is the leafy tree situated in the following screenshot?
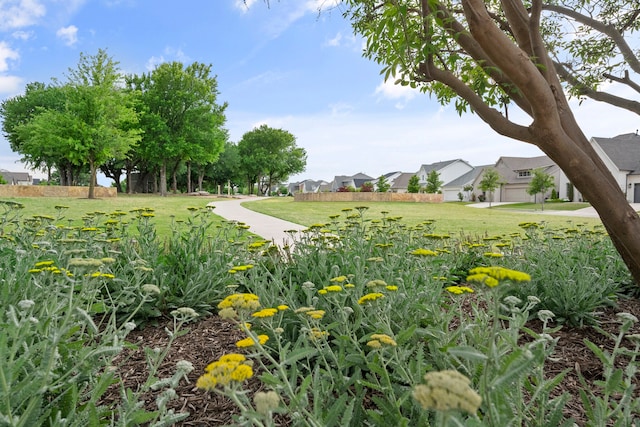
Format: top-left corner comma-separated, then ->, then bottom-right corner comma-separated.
540,2 -> 640,115
407,175 -> 421,193
425,170 -> 444,193
127,62 -> 227,196
237,125 -> 306,195
17,50 -> 140,198
360,182 -> 374,192
479,168 -> 503,208
376,175 -> 391,192
342,0 -> 640,284
0,82 -> 71,183
207,142 -> 242,193
527,168 -> 556,211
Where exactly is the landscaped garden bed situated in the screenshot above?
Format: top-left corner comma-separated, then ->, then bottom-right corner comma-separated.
1,200 -> 638,426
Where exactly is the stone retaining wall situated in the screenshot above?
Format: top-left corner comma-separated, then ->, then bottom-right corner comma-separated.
0,185 -> 117,198
294,192 -> 443,203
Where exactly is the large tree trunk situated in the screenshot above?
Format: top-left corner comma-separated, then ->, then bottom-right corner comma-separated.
160,161 -> 168,197
461,0 -> 640,284
186,161 -> 192,193
88,159 -> 96,199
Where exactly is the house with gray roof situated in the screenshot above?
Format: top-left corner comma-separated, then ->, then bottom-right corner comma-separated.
591,132 -> 640,202
330,173 -> 374,192
442,165 -> 491,201
0,170 -> 33,185
416,159 -> 474,191
287,179 -> 330,194
472,156 -> 578,203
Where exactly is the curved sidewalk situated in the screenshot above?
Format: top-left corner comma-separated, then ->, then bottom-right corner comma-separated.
207,198 -> 307,247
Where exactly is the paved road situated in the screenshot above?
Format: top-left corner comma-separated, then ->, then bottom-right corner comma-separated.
207,197 -> 306,247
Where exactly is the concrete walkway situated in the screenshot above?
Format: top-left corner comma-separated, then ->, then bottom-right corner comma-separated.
467,202 -> 640,218
207,197 -> 307,247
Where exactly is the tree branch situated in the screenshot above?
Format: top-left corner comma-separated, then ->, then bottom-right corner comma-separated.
542,3 -> 640,74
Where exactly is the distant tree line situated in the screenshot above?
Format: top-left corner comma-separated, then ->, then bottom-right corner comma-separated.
0,49 -> 306,198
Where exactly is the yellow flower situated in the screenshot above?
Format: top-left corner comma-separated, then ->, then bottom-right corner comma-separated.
218,293 -> 261,311
235,334 -> 269,348
197,353 -> 253,390
466,273 -> 500,288
386,285 -> 398,291
411,248 -> 438,256
309,327 -> 329,341
34,260 -> 55,267
370,333 -> 397,346
252,308 -> 278,318
277,305 -> 289,311
483,252 -> 504,258
413,370 -> 481,414
445,286 -> 474,295
358,292 -> 384,305
230,364 -> 254,381
305,310 -> 326,320
318,289 -> 328,295
321,285 -> 342,293
367,340 -> 382,349
330,275 -> 348,283
468,266 -> 531,283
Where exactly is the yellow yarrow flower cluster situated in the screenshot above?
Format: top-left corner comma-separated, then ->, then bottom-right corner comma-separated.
196,354 -> 254,390
218,293 -> 261,311
445,285 -> 474,295
236,334 -> 269,348
466,267 -> 531,288
483,252 -> 504,258
358,292 -> 384,305
252,308 -> 278,318
411,248 -> 438,256
228,264 -> 255,274
305,310 -> 326,320
367,333 -> 397,348
318,285 -> 342,295
412,370 -> 482,415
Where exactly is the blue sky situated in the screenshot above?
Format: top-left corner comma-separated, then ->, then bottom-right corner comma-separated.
0,0 -> 638,184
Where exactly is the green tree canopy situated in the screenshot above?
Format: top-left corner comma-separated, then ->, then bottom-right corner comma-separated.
15,49 -> 140,198
376,175 -> 391,192
126,61 -> 227,196
237,125 -> 307,195
527,168 -> 556,210
425,170 -> 444,193
479,168 -> 503,207
407,175 -> 421,193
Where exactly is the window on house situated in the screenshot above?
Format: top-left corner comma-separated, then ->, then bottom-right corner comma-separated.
517,170 -> 531,178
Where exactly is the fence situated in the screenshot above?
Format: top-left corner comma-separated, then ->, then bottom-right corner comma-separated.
0,185 -> 117,198
294,192 -> 443,202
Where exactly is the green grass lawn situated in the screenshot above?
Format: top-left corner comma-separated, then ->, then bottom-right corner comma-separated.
491,201 -> 591,211
0,194 -> 225,237
1,194 -> 604,239
240,197 -> 603,236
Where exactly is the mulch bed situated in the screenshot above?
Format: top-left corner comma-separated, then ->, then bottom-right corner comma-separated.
100,296 -> 640,426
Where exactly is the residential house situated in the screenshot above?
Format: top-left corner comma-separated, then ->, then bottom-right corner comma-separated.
330,173 -> 374,192
442,165 -> 491,201
389,172 -> 416,193
287,179 -> 330,195
416,159 -> 474,192
0,170 -> 33,185
373,171 -> 403,192
590,132 -> 640,202
472,156 -> 577,203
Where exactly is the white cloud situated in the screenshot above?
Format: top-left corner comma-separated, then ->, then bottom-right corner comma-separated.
11,29 -> 32,40
325,32 -> 341,47
56,24 -> 78,46
374,78 -> 417,109
0,74 -> 23,95
145,55 -> 164,70
0,41 -> 19,71
234,0 -> 257,13
0,0 -> 46,31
